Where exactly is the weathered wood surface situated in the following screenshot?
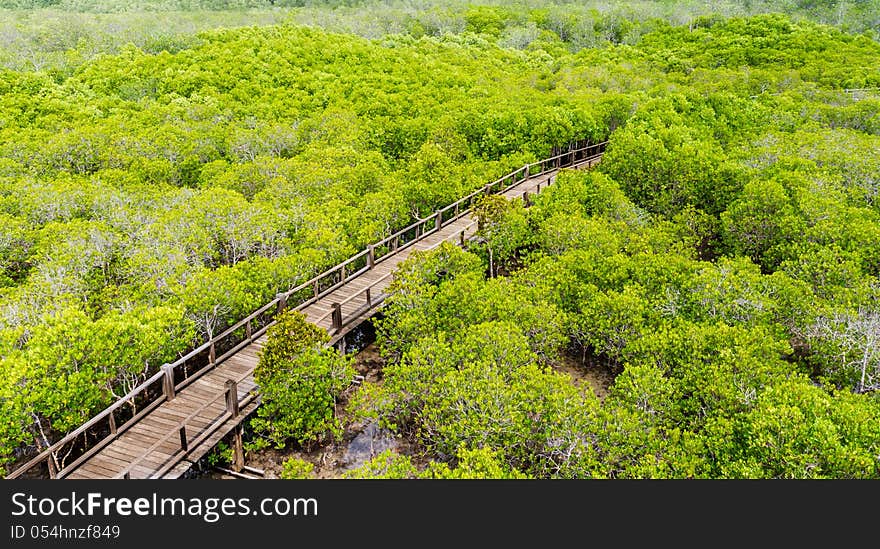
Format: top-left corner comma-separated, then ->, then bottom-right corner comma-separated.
66,342 -> 262,479
17,142 -> 605,480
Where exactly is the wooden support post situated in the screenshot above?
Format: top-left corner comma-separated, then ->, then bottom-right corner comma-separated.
179,426 -> 188,451
209,341 -> 216,365
454,202 -> 460,218
522,191 -> 530,207
34,437 -> 58,479
341,264 -> 346,282
108,411 -> 117,436
392,236 -> 399,252
366,287 -> 372,308
460,230 -> 465,247
276,292 -> 288,315
225,379 -> 239,418
435,210 -> 442,230
367,245 -> 375,269
123,471 -> 130,480
47,456 -> 58,480
231,425 -> 244,473
162,363 -> 175,402
246,319 -> 252,340
525,165 -> 530,178
313,280 -> 319,299
331,303 -> 342,333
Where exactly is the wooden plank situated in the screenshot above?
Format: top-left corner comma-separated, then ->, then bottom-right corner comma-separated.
150,406 -> 226,426
66,461 -> 113,478
217,357 -> 258,370
112,448 -> 172,465
148,411 -> 217,430
101,445 -> 172,465
68,467 -> 112,479
86,453 -> 155,473
75,460 -> 123,477
107,438 -> 164,455
159,393 -> 226,411
108,432 -> 182,454
232,348 -> 262,359
125,421 -> 186,439
171,383 -> 228,401
149,405 -> 221,423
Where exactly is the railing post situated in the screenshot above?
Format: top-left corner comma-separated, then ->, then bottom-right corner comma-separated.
246,319 -> 252,341
392,236 -> 399,252
366,288 -> 372,308
231,425 -> 244,473
108,411 -> 117,436
209,341 -> 216,366
179,426 -> 188,452
523,191 -> 531,207
225,379 -> 239,418
313,280 -> 319,299
34,437 -> 58,479
525,165 -> 530,178
331,303 -> 342,333
123,471 -> 130,480
341,263 -> 346,282
368,245 -> 375,269
276,292 -> 287,315
435,210 -> 442,230
162,363 -> 175,402
460,230 -> 465,247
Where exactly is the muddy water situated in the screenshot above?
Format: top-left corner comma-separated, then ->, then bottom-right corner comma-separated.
551,352 -> 615,401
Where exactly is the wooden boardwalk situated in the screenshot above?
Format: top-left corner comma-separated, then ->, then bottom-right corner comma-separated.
9,141 -> 605,480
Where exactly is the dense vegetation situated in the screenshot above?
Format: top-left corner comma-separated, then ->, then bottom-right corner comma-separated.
0,1 -> 878,477
252,311 -> 354,449
2,0 -> 879,74
349,13 -> 880,479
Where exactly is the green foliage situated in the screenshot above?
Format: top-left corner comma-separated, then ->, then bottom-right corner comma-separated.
472,194 -> 532,276
251,310 -> 354,449
342,449 -> 420,479
2,4 -> 880,479
343,446 -> 530,479
23,305 -> 193,433
280,457 -> 315,479
599,96 -> 744,217
422,446 -> 530,479
206,441 -> 232,467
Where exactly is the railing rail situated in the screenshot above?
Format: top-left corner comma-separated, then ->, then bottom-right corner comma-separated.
114,370 -> 257,479
7,139 -> 606,480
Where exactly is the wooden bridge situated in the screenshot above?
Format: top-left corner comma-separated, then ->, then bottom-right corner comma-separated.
7,141 -> 606,480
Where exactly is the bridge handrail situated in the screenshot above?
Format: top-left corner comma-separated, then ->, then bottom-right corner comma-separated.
114,368 -> 257,479
7,139 -> 606,479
